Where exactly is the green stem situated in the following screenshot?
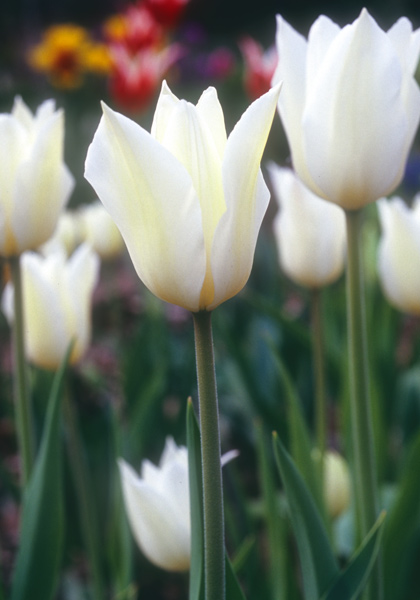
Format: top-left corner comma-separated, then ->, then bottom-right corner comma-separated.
311,288 -> 326,467
345,209 -> 382,600
63,388 -> 105,600
192,311 -> 225,600
9,255 -> 35,486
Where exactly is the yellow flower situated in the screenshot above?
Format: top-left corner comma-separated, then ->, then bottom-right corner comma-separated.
28,24 -> 112,88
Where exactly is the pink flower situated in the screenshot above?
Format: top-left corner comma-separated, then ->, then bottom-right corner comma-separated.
239,36 -> 278,100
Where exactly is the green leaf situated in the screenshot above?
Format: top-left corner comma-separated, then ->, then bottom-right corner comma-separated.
187,398 -> 205,600
269,345 -> 324,516
255,420 -> 288,600
11,346 -> 71,600
273,433 -> 339,600
383,429 -> 420,599
226,554 -> 246,600
320,511 -> 385,600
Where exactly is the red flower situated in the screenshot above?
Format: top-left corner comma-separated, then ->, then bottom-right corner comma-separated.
144,0 -> 190,28
239,36 -> 278,100
108,44 -> 183,112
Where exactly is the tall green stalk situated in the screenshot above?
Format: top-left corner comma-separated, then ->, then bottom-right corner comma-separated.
192,310 -> 225,600
63,388 -> 105,600
311,288 -> 326,469
345,209 -> 382,600
9,255 -> 35,486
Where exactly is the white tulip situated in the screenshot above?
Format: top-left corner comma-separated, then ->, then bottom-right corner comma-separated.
268,164 -> 346,288
0,97 -> 74,256
85,81 -> 280,312
272,9 -> 420,210
119,438 -> 191,572
323,451 -> 351,519
2,244 -> 99,369
377,196 -> 420,315
77,201 -> 125,259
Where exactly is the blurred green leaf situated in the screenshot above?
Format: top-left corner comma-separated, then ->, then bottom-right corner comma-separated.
255,420 -> 288,600
269,344 -> 324,517
383,429 -> 420,600
320,511 -> 385,600
273,433 -> 338,600
226,554 -> 246,600
11,346 -> 71,600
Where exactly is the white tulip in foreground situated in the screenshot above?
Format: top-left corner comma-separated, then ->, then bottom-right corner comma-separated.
377,196 -> 420,315
119,438 -> 191,572
0,97 -> 74,256
268,164 -> 346,288
85,81 -> 281,312
272,9 -> 420,210
119,439 -> 238,572
2,244 -> 100,369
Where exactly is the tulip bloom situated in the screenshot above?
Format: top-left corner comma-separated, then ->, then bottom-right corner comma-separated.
269,164 -> 346,288
85,81 -> 280,312
2,244 -> 99,370
377,196 -> 420,315
272,9 -> 420,210
119,438 -> 191,572
0,97 -> 74,256
78,201 -> 125,259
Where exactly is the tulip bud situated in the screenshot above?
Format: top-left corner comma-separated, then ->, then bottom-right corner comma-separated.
118,438 -> 191,572
323,451 -> 351,519
85,80 -> 281,312
377,196 -> 420,315
39,211 -> 80,257
268,164 -> 346,288
2,244 -> 100,370
77,201 -> 125,260
272,10 -> 420,210
0,97 -> 74,256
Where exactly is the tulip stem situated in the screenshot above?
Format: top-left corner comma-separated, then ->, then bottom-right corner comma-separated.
345,209 -> 382,600
9,255 -> 35,486
193,310 -> 225,600
63,387 -> 105,600
311,288 -> 326,469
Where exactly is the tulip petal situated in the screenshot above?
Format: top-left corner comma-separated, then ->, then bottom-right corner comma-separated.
150,81 -> 180,143
85,103 -> 207,312
209,84 -> 280,309
302,10 -> 409,208
272,17 -> 318,191
119,459 -> 190,572
22,253 -> 69,369
306,15 -> 340,92
0,116 -> 27,253
378,198 -> 420,315
12,111 -> 72,252
196,87 -> 227,160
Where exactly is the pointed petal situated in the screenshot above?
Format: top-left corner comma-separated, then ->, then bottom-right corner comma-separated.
196,87 -> 227,160
209,84 -> 280,309
118,459 -> 190,572
302,10 -> 409,208
85,103 -> 206,312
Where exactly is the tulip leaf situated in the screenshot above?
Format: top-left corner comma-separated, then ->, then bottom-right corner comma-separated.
269,343 -> 324,516
320,511 -> 385,600
11,345 -> 71,600
187,398 -> 205,600
382,429 -> 420,599
226,554 -> 246,600
273,433 -> 339,600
